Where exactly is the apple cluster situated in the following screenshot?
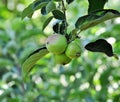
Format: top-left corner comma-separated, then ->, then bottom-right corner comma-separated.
46,34 -> 82,65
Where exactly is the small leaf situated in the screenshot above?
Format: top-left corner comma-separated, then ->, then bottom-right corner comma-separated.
53,22 -> 60,33
88,0 -> 108,13
21,0 -> 49,19
75,9 -> 120,31
85,39 -> 114,57
53,21 -> 66,34
21,3 -> 33,19
22,46 -> 49,77
33,0 -> 49,10
52,10 -> 65,20
41,6 -> 47,15
46,1 -> 56,14
66,0 -> 74,4
59,21 -> 66,34
42,16 -> 54,31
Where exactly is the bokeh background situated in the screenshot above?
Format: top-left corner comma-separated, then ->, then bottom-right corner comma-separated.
0,0 -> 120,102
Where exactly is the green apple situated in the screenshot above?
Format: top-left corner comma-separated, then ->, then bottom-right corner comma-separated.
65,39 -> 82,59
46,34 -> 67,54
54,53 -> 71,65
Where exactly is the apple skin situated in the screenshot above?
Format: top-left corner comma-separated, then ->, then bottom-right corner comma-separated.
46,34 -> 67,54
65,39 -> 82,59
54,53 -> 71,65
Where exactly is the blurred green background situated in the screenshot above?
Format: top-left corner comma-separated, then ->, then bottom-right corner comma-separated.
0,0 -> 120,102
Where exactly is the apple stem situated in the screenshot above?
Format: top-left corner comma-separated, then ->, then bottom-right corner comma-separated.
61,0 -> 67,35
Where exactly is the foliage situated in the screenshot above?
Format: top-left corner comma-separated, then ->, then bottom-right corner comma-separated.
0,0 -> 120,102
22,0 -> 120,76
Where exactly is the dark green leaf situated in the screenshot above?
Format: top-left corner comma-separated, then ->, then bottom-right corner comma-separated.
21,3 -> 33,19
53,22 -> 60,33
52,10 -> 65,20
75,9 -> 120,31
60,21 -> 67,34
33,0 -> 49,10
53,21 -> 66,34
113,94 -> 120,102
85,39 -> 114,57
41,6 -> 47,15
59,21 -> 66,34
21,0 -> 49,19
88,0 -> 108,13
42,16 -> 54,31
46,1 -> 56,13
22,46 -> 49,77
66,0 -> 74,4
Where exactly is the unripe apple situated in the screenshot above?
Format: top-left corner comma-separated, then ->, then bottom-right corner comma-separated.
46,34 -> 67,54
54,53 -> 71,65
65,39 -> 82,59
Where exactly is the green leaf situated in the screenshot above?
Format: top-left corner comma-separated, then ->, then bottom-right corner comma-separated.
21,3 -> 33,19
33,0 -> 48,11
22,46 -> 49,77
75,9 -> 120,31
41,6 -> 47,15
88,0 -> 108,13
42,16 -> 54,31
46,1 -> 56,14
59,21 -> 66,34
0,58 -> 13,67
66,0 -> 74,4
21,0 -> 49,19
52,10 -> 65,20
100,68 -> 112,86
53,21 -> 60,33
85,39 -> 114,57
52,21 -> 66,34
